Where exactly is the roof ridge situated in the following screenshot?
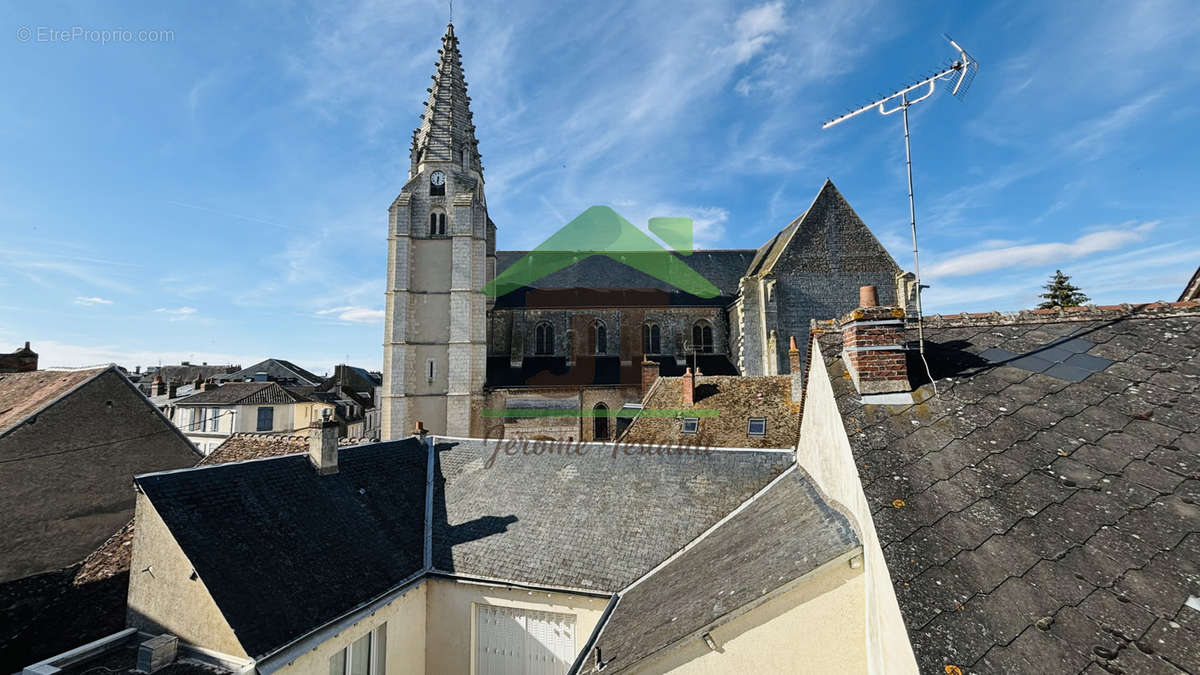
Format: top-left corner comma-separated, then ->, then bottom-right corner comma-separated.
920,300 -> 1200,328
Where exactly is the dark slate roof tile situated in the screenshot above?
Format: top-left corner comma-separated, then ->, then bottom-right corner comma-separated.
816,307 -> 1200,672
431,438 -> 791,592
135,440 -> 427,658
580,468 -> 859,673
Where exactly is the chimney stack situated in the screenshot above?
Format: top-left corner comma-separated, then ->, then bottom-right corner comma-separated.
413,420 -> 428,441
202,378 -> 219,392
167,381 -> 179,398
681,368 -> 694,407
788,336 -> 803,404
840,285 -> 909,395
640,357 -> 660,399
309,414 -> 340,475
151,375 -> 167,397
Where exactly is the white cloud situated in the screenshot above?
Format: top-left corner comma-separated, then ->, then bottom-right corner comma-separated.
74,296 -> 113,306
317,306 -> 385,324
925,221 -> 1158,278
155,306 -> 198,321
728,1 -> 786,65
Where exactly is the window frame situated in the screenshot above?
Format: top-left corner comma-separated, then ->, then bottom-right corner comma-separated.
692,321 -> 714,354
594,320 -> 607,355
747,417 -> 767,437
643,322 -> 661,355
329,624 -> 386,675
256,406 -> 274,432
207,407 -> 219,432
681,417 -> 699,434
534,322 -> 554,355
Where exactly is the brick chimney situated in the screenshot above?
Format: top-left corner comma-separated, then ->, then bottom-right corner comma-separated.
167,381 -> 179,398
151,375 -> 167,397
202,378 -> 219,391
309,416 -> 340,475
788,336 -> 803,404
681,367 -> 694,407
640,357 -> 659,399
840,285 -> 909,395
413,420 -> 428,440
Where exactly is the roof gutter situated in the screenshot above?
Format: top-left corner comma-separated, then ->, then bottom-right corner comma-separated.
566,593 -> 620,675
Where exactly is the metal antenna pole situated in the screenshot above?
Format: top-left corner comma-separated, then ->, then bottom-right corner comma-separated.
900,94 -> 935,394
821,36 -> 979,396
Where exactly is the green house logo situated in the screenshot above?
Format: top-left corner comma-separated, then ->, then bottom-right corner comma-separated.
482,206 -> 721,298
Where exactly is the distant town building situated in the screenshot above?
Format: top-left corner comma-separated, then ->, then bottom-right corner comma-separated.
134,362 -> 239,394
172,381 -> 335,454
215,358 -> 324,386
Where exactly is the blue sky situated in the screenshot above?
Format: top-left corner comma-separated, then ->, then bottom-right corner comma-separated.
2,1 -> 1198,374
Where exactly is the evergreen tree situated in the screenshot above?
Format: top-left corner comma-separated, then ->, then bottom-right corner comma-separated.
1038,270 -> 1090,309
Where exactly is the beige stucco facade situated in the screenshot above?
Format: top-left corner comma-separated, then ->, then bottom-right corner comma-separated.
271,582 -> 427,675
180,400 -> 334,454
126,492 -> 247,659
794,336 -> 919,675
425,577 -> 610,674
627,551 -> 866,674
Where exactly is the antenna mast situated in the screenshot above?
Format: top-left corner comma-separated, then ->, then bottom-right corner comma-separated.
822,36 -> 978,395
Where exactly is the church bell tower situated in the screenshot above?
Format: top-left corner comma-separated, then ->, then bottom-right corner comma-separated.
382,23 -> 494,440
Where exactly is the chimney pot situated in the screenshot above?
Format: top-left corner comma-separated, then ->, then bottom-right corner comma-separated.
788,336 -> 803,404
859,285 -> 879,308
309,419 -> 340,475
414,420 -> 428,438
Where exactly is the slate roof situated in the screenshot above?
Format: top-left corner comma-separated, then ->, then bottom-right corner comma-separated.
136,440 -> 428,658
0,368 -> 103,436
491,250 -> 755,308
134,436 -> 793,658
214,359 -> 323,386
578,466 -> 860,673
814,302 -> 1200,673
174,381 -> 313,406
431,437 -> 793,591
621,374 -> 800,448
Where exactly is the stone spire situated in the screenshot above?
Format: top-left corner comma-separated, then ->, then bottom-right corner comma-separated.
411,23 -> 481,177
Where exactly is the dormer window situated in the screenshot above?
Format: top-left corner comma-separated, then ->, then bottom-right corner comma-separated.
429,211 -> 446,236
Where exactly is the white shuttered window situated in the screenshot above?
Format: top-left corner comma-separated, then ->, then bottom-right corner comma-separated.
475,605 -> 575,675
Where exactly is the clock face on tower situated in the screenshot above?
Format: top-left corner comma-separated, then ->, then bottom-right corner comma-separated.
430,171 -> 446,186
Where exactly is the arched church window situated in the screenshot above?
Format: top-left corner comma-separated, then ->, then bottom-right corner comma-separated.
593,402 -> 610,440
692,321 -> 714,353
643,322 -> 661,354
594,320 -> 608,355
429,211 -> 446,236
535,322 -> 554,355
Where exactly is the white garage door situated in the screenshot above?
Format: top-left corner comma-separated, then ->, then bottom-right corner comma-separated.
475,605 -> 576,675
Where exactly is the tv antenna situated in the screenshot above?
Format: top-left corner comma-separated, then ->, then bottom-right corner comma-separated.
822,35 -> 978,395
